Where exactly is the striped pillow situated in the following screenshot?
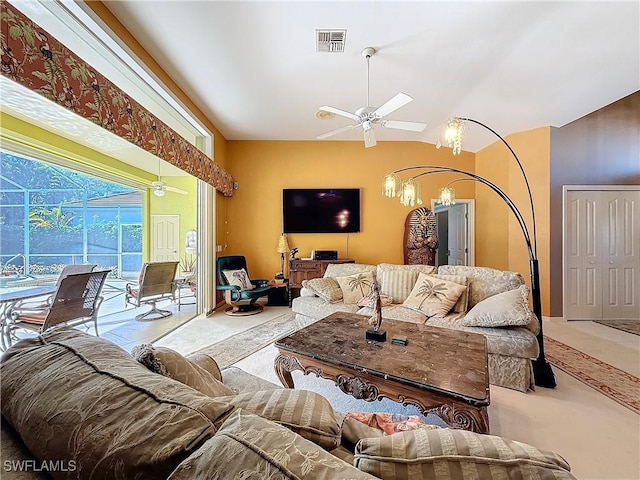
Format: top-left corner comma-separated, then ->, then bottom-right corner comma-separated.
169,412 -> 375,480
354,428 -> 576,480
216,389 -> 342,450
380,270 -> 419,303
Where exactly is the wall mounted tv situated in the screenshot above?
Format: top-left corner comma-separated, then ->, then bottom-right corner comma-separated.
283,188 -> 361,234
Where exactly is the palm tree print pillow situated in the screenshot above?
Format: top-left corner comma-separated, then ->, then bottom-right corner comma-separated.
402,273 -> 467,316
335,272 -> 375,304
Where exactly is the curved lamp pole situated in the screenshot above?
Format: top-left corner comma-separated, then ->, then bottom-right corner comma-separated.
383,163 -> 557,388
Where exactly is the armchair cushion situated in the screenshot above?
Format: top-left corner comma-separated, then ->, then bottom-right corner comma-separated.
222,268 -> 254,290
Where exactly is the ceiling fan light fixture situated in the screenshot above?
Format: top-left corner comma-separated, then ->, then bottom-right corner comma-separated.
316,110 -> 335,120
315,46 -> 426,147
153,188 -> 165,197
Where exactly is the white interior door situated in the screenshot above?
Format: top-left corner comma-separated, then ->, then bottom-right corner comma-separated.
433,201 -> 473,266
152,215 -> 180,262
564,187 -> 640,320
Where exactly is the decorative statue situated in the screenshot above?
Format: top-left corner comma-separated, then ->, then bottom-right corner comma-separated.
404,207 -> 438,266
368,280 -> 383,331
365,280 -> 386,342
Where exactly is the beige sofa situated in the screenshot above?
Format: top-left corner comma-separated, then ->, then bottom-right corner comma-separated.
292,263 -> 541,392
0,330 -> 575,480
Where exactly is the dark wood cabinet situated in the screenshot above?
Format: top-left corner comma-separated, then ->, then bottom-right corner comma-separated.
288,258 -> 355,305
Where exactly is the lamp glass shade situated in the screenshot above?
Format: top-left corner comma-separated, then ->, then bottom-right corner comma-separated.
439,186 -> 456,206
382,173 -> 399,198
276,234 -> 290,254
444,118 -> 466,155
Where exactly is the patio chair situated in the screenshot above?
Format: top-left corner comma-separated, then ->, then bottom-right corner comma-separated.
11,264 -> 97,311
6,270 -> 110,347
125,261 -> 179,320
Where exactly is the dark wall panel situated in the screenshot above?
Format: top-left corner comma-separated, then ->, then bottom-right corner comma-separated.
549,91 -> 640,316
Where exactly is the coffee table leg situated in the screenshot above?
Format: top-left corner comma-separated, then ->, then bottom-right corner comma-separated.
430,403 -> 490,434
274,353 -> 298,388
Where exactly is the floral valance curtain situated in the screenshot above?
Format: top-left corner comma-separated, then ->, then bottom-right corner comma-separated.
1,2 -> 233,196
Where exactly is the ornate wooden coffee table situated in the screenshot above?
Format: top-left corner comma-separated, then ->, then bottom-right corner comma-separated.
274,312 -> 490,433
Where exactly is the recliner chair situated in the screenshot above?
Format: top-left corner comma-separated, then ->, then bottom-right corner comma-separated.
216,255 -> 270,316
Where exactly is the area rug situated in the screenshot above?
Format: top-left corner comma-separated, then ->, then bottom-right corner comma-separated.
194,313 -> 317,368
593,320 -> 640,336
544,335 -> 640,414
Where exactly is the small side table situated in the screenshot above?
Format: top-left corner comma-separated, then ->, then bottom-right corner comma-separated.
267,280 -> 289,306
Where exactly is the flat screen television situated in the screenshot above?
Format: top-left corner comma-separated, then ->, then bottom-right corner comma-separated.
283,188 -> 361,234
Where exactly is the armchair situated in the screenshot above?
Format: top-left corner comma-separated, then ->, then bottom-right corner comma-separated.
216,255 -> 270,316
125,261 -> 179,320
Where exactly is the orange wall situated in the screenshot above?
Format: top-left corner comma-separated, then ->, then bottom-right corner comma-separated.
224,140 -> 475,280
475,127 -> 551,314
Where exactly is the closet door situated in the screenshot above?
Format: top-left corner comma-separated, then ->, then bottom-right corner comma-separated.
564,188 -> 640,320
602,192 -> 639,319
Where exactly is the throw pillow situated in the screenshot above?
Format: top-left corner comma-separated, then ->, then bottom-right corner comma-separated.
222,268 -> 254,290
402,273 -> 466,317
461,284 -> 532,327
132,344 -> 235,398
302,277 -> 342,303
377,264 -> 437,303
430,273 -> 469,312
215,389 -> 343,450
353,428 -> 576,480
168,412 -> 374,480
335,271 -> 375,304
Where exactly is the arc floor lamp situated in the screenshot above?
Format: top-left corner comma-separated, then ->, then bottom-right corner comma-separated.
382,118 -> 557,388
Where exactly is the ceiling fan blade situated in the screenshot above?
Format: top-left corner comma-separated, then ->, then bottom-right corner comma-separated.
364,127 -> 377,148
165,186 -> 188,195
372,92 -> 413,119
316,123 -> 359,140
379,119 -> 427,132
318,106 -> 360,122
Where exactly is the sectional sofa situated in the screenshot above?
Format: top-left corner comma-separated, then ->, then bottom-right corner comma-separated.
0,329 -> 575,479
292,263 -> 541,392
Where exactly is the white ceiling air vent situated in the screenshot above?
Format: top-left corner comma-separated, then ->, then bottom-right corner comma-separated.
316,29 -> 346,53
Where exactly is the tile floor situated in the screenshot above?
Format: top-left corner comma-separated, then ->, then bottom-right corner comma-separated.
156,311 -> 640,480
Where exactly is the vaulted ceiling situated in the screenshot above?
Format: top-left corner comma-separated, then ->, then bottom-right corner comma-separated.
100,1 -> 639,152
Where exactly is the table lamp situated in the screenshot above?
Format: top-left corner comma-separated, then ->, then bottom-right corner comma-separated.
276,234 -> 290,280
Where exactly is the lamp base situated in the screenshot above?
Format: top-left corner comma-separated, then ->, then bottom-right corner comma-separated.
366,329 -> 387,342
532,358 -> 557,388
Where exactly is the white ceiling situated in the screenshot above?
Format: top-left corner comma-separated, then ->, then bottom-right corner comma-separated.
101,0 -> 640,152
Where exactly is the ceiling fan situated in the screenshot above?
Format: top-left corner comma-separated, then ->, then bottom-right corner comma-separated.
149,161 -> 187,197
316,47 -> 427,148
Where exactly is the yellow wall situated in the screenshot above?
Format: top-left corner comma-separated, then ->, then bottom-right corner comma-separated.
149,175 -> 198,266
474,127 -> 551,314
225,140 -> 475,280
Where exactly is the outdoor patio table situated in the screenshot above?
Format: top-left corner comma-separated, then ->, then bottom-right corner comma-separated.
0,286 -> 56,351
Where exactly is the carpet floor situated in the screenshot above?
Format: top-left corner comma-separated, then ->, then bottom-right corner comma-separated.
544,335 -> 640,414
593,319 -> 640,336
